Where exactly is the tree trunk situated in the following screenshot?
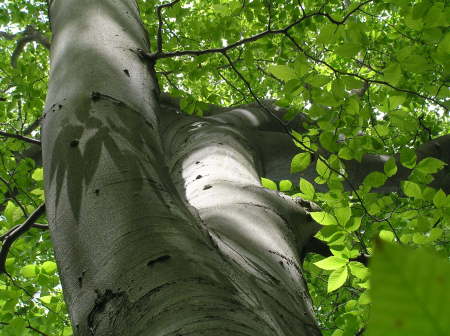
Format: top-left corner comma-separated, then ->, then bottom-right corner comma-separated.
42,1 -> 321,335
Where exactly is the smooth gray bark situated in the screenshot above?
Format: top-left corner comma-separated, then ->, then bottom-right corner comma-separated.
42,1 -> 321,335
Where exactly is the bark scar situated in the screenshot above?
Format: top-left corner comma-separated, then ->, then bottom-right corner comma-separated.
87,289 -> 125,335
147,255 -> 171,267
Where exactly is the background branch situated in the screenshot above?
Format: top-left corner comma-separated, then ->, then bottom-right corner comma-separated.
0,25 -> 51,67
0,203 -> 46,274
0,130 -> 41,145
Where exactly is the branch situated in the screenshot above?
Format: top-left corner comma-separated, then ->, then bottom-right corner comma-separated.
0,130 -> 41,146
26,324 -> 49,336
283,32 -> 448,111
217,70 -> 247,99
1,25 -> 51,68
257,131 -> 450,193
301,237 -> 370,266
32,223 -> 49,230
0,321 -> 49,336
22,116 -> 43,136
0,203 -> 46,274
0,31 -> 15,40
144,1 -> 374,60
317,0 -> 374,25
156,0 -> 181,53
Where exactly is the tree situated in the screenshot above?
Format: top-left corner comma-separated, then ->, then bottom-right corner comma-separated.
0,0 -> 449,335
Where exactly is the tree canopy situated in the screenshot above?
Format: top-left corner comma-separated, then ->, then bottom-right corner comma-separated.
0,0 -> 449,335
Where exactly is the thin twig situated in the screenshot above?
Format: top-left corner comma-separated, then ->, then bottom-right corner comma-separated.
0,130 -> 41,145
317,0 -> 374,25
27,323 -> 49,336
217,69 -> 247,99
0,321 -> 49,336
0,176 -> 29,217
283,32 -> 448,111
0,203 -> 46,274
156,0 -> 181,53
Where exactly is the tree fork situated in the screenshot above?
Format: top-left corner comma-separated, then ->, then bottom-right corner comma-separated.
42,1 -> 321,335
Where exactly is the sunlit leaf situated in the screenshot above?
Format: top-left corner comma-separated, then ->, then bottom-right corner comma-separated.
328,266 -> 348,292
261,177 -> 277,190
299,178 -> 315,200
310,212 -> 337,226
314,256 -> 348,270
291,152 -> 311,173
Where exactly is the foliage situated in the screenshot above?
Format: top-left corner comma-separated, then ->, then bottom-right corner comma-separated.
367,243 -> 450,336
0,0 -> 449,335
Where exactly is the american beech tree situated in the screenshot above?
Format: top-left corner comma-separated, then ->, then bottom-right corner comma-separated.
0,0 -> 449,335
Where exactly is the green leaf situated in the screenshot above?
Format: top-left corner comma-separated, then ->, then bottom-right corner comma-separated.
293,55 -> 309,76
310,212 -> 337,226
346,96 -> 360,115
4,201 -> 23,224
389,95 -> 406,109
32,167 -> 44,181
331,330 -> 344,336
261,177 -> 277,190
433,189 -> 447,208
383,63 -> 402,85
279,180 -> 293,192
6,318 -> 27,336
314,256 -> 348,270
20,264 -> 37,278
319,131 -> 338,152
359,291 -> 371,305
316,159 -> 330,178
41,295 -> 53,304
400,148 -> 416,169
328,266 -> 348,292
363,171 -> 387,189
375,124 -> 390,137
335,43 -> 360,58
412,232 -> 428,245
307,74 -> 331,88
367,244 -> 450,336
63,327 -> 74,336
291,152 -> 311,173
334,207 -> 351,226
348,261 -> 368,279
212,4 -> 228,15
317,24 -> 336,44
42,261 -> 57,274
299,178 -> 315,199
338,147 -> 353,160
402,181 -> 422,199
404,13 -> 423,31
384,157 -> 397,177
379,229 -> 395,242
343,76 -> 364,90
266,64 -> 297,82
415,157 -> 446,174
346,217 -> 361,232
428,228 -> 443,242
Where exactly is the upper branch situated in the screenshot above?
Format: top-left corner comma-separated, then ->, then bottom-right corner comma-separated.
1,25 -> 50,67
143,0 -> 374,60
156,0 -> 182,53
316,0 -> 374,25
